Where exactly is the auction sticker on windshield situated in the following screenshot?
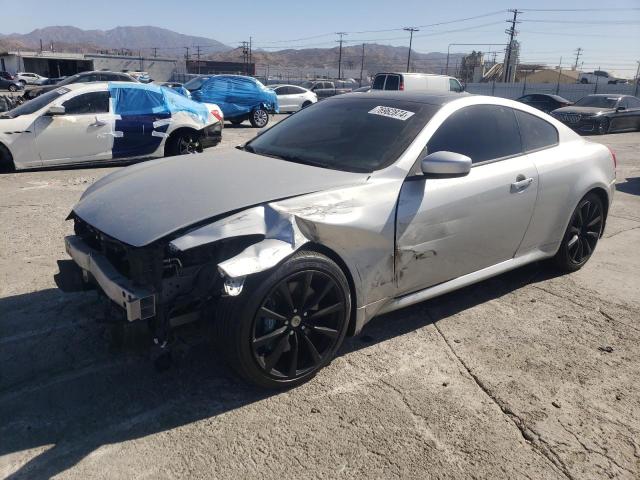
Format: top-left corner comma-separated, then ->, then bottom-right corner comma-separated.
368,106 -> 415,121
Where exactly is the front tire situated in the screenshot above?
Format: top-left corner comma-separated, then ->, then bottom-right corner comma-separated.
213,251 -> 351,388
249,108 -> 269,128
553,192 -> 604,272
0,144 -> 15,173
8,85 -> 17,92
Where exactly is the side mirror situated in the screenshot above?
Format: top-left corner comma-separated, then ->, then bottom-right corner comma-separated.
421,151 -> 472,178
46,105 -> 66,116
616,106 -> 626,112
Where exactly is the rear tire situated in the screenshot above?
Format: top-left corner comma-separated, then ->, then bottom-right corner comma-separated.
249,108 -> 269,128
165,130 -> 203,157
8,85 -> 17,92
553,192 -> 604,272
212,250 -> 351,388
0,144 -> 15,173
597,118 -> 610,135
301,101 -> 312,109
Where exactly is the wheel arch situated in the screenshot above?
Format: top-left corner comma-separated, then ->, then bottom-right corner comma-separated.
295,242 -> 359,337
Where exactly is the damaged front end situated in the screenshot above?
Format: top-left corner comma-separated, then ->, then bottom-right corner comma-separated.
64,204 -> 312,344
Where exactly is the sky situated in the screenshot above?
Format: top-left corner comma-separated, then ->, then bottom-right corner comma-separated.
2,0 -> 639,76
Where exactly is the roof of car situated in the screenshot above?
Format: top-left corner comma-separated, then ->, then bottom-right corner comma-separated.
337,90 -> 467,105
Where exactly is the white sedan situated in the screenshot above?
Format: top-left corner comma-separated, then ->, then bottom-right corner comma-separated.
270,84 -> 317,113
0,82 -> 223,171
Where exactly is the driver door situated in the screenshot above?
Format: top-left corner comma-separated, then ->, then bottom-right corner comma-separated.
395,104 -> 539,294
35,90 -> 113,165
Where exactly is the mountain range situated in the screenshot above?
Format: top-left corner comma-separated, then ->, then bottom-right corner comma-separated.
0,26 -> 463,74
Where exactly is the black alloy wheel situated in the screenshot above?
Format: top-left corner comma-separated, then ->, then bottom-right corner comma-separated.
251,270 -> 347,380
553,192 -> 604,271
166,131 -> 203,156
597,117 -> 610,135
213,251 -> 351,388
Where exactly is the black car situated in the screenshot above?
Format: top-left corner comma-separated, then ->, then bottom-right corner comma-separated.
0,71 -> 14,81
516,93 -> 572,113
24,71 -> 137,99
551,94 -> 640,135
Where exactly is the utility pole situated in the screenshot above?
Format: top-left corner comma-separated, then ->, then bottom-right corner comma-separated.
403,27 -> 419,73
241,41 -> 249,74
573,47 -> 582,70
249,36 -> 252,74
196,45 -> 201,74
634,61 -> 640,97
359,43 -> 365,87
39,38 -> 43,52
336,32 -> 347,79
503,9 -> 521,82
556,57 -> 563,94
184,47 -> 190,74
153,47 -> 158,58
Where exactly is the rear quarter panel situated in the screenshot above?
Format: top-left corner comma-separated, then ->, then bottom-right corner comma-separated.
517,137 -> 615,255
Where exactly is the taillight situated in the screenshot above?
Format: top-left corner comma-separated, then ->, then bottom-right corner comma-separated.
607,146 -> 617,169
399,80 -> 404,91
211,110 -> 223,122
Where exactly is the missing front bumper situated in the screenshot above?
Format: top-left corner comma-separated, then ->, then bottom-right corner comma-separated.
65,235 -> 156,322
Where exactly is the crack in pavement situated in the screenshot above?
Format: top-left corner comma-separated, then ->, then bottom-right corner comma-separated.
558,419 -> 637,476
605,224 -> 640,239
429,316 -> 575,480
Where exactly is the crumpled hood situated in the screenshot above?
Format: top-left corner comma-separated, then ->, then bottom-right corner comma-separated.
552,106 -> 613,116
73,149 -> 368,247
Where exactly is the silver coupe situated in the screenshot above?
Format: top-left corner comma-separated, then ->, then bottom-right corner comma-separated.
63,91 -> 616,388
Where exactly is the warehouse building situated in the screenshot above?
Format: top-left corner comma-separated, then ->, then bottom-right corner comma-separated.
0,51 -> 182,82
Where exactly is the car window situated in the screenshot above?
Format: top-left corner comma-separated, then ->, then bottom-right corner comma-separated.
372,75 -> 386,90
626,97 -> 640,108
449,78 -> 463,92
290,86 -> 306,94
80,74 -> 100,82
112,87 -> 165,115
574,96 -> 619,108
273,86 -> 285,95
427,105 -> 523,164
246,97 -> 440,173
63,91 -> 110,114
385,75 -> 400,90
514,110 -> 558,152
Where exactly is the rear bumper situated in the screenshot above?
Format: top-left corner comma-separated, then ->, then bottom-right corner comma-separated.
65,235 -> 156,322
200,122 -> 222,148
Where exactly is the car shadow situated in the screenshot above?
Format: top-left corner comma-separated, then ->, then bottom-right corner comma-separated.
616,177 -> 640,196
0,261 -> 560,479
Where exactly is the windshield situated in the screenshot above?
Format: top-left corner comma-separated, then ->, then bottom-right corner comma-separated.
301,81 -> 313,89
56,74 -> 82,86
245,97 -> 439,173
0,87 -> 70,118
574,96 -> 619,108
184,76 -> 211,91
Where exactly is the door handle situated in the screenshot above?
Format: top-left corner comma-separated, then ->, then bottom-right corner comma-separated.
90,117 -> 107,127
511,175 -> 534,192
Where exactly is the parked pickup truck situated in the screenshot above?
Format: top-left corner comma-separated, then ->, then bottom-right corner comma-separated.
578,70 -> 623,85
300,80 -> 354,99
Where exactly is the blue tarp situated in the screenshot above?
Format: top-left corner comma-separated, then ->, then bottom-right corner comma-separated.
190,75 -> 279,119
108,82 -> 209,124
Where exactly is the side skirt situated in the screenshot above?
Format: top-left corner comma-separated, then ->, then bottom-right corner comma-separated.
374,249 -> 552,317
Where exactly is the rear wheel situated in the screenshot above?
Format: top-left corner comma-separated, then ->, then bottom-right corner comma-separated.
8,84 -> 17,92
597,118 -> 610,135
249,108 -> 269,128
165,130 -> 203,156
0,144 -> 15,173
301,101 -> 312,109
213,251 -> 351,388
553,192 -> 604,272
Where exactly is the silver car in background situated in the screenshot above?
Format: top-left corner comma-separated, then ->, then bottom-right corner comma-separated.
269,84 -> 317,112
62,92 -> 616,388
